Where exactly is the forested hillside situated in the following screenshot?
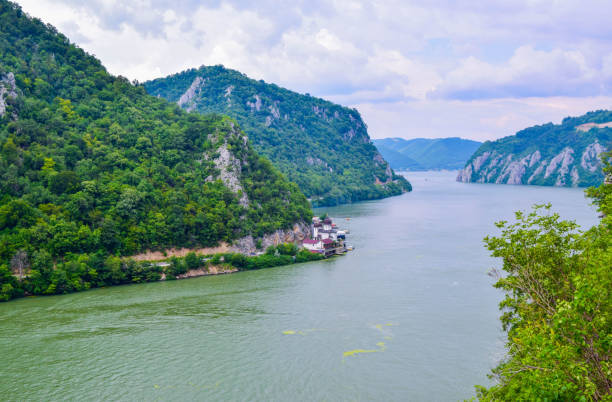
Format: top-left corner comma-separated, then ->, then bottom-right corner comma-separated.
144,66 -> 411,206
0,1 -> 311,300
374,137 -> 482,170
458,111 -> 612,187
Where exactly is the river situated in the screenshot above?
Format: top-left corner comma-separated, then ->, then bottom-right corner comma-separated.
0,171 -> 600,401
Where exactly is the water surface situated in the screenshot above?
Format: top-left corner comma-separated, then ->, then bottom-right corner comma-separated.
0,171 -> 599,401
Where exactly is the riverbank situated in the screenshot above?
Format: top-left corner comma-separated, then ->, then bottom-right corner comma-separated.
162,265 -> 238,281
151,245 -> 328,281
0,243 -> 328,302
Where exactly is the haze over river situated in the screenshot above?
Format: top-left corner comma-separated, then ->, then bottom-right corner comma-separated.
0,171 -> 600,401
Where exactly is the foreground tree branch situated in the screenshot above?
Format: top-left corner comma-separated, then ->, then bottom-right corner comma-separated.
476,198 -> 611,401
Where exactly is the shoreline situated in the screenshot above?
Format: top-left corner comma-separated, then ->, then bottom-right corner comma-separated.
6,247 -> 334,302
3,216 -> 350,302
167,265 -> 239,280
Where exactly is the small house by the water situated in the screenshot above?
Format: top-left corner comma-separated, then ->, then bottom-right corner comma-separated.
301,216 -> 348,256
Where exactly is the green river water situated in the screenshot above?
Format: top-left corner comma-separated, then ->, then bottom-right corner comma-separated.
0,171 -> 600,401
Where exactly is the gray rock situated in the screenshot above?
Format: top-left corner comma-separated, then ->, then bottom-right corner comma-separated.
206,127 -> 250,208
545,147 -> 574,179
528,162 -> 546,184
231,221 -> 311,254
571,166 -> 580,186
306,156 -> 328,168
269,101 -> 280,119
528,150 -> 541,167
224,85 -> 234,105
0,72 -> 18,117
178,76 -> 205,111
581,142 -> 606,172
456,164 -> 473,182
473,151 -> 491,172
246,94 -> 262,112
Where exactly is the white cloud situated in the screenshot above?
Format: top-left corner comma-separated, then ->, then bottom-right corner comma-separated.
14,0 -> 612,141
433,46 -> 603,99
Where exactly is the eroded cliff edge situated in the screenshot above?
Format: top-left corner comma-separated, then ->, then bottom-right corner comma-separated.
457,111 -> 612,187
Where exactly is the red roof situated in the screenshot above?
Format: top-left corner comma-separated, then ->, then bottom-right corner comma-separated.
321,238 -> 333,244
303,239 -> 320,244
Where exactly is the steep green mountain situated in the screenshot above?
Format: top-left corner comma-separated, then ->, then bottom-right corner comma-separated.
144,66 -> 411,206
373,137 -> 482,171
457,111 -> 612,187
0,1 -> 312,299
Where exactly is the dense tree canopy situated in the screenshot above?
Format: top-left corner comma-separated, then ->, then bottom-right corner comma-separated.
144,65 -> 411,206
0,1 -> 312,300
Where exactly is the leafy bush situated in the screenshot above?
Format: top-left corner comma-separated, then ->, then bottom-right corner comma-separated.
184,251 -> 201,270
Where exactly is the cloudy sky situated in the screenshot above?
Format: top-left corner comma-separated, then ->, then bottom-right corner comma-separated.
17,0 -> 612,141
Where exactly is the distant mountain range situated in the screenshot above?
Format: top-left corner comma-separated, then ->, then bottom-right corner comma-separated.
373,137 -> 482,171
457,110 -> 612,187
144,66 -> 411,206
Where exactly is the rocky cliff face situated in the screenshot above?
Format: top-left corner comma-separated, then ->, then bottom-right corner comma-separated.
177,76 -> 205,112
0,72 -> 17,118
231,221 -> 311,254
457,112 -> 611,188
457,142 -> 607,187
205,122 -> 250,207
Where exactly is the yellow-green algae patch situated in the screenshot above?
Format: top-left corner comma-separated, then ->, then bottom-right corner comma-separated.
374,323 -> 396,330
373,323 -> 396,339
343,342 -> 386,360
282,328 -> 321,335
282,330 -> 305,335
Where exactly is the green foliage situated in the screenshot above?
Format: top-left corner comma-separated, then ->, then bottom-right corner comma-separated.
0,199 -> 39,230
0,264 -> 18,300
276,243 -> 299,256
0,1 -> 312,301
209,244 -> 324,271
477,203 -> 611,400
294,249 -> 325,263
184,251 -> 200,270
264,243 -> 298,257
586,151 -> 612,217
168,257 -> 187,276
144,65 -> 411,206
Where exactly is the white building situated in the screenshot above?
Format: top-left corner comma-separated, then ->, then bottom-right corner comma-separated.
302,238 -> 323,252
322,218 -> 332,231
312,222 -> 322,239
